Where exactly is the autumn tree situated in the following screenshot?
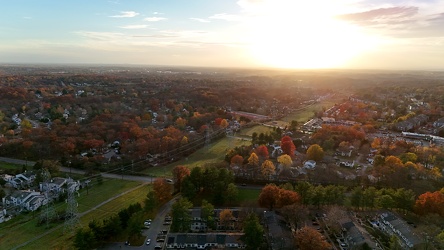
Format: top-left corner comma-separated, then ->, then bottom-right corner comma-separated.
230,154 -> 244,168
172,165 -> 190,193
258,184 -> 280,210
261,160 -> 275,179
306,144 -> 324,162
153,179 -> 172,205
219,209 -> 234,230
247,152 -> 259,167
255,145 -> 269,163
277,188 -> 300,208
294,226 -> 331,250
277,154 -> 292,170
414,191 -> 444,217
280,136 -> 296,157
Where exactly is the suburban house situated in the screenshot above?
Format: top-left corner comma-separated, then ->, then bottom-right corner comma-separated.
433,117 -> 444,128
7,172 -> 36,189
2,190 -> 47,212
0,209 -> 11,223
166,233 -> 246,249
377,212 -> 421,249
303,160 -> 316,169
39,177 -> 80,198
189,208 -> 241,232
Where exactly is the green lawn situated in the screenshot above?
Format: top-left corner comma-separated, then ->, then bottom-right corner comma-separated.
282,98 -> 343,123
144,136 -> 250,176
237,188 -> 261,204
0,179 -> 143,250
239,125 -> 274,137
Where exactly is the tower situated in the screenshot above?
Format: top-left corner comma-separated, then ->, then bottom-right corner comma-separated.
40,168 -> 56,229
63,180 -> 81,234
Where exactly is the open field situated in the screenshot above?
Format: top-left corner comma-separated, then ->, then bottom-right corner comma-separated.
0,179 -> 143,250
237,188 -> 261,204
282,97 -> 343,123
239,125 -> 274,137
143,136 -> 250,176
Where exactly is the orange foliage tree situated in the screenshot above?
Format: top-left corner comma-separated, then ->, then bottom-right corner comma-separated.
294,226 -> 331,250
414,190 -> 444,217
153,179 -> 172,205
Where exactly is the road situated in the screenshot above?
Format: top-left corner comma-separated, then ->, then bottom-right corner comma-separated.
0,157 -> 154,183
100,196 -> 178,250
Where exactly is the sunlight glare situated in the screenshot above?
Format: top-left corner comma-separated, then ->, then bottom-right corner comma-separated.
245,1 -> 376,68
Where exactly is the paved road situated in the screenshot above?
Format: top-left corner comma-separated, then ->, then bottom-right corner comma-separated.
0,157 -> 154,183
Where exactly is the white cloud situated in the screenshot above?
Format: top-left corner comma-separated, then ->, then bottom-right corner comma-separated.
153,12 -> 164,15
144,17 -> 167,22
119,24 -> 149,29
189,18 -> 211,23
110,11 -> 139,18
209,13 -> 241,21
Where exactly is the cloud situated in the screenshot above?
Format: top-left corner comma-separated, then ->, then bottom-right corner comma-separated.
75,31 -> 125,41
119,25 -> 149,29
152,12 -> 164,15
427,12 -> 444,22
189,18 -> 211,23
209,13 -> 241,21
336,6 -> 418,26
110,11 -> 139,18
144,17 -> 167,22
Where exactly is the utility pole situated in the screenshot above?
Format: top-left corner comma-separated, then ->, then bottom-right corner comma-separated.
64,183 -> 81,235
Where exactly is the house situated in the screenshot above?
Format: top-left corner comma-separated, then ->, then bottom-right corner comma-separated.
377,212 -> 421,249
303,160 -> 316,169
433,117 -> 444,128
0,209 -> 11,223
8,172 -> 36,189
2,190 -> 46,212
166,233 -> 246,249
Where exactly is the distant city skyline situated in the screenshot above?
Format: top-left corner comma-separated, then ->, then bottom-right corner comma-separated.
1,0 -> 444,70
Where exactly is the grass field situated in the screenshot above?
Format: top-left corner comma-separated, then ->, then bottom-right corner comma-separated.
0,179 -> 144,250
21,182 -> 151,250
239,125 -> 274,137
282,97 -> 343,123
143,136 -> 251,176
237,188 -> 261,203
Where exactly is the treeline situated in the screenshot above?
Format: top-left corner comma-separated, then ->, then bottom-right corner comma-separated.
74,203 -> 143,250
260,182 -> 418,213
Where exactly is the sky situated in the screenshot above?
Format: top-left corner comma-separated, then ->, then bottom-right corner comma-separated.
1,0 -> 444,70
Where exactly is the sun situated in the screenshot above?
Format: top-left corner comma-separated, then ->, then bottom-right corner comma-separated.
244,1 -> 374,69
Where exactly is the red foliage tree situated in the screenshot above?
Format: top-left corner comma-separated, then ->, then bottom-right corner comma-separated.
280,136 -> 296,157
255,145 -> 269,162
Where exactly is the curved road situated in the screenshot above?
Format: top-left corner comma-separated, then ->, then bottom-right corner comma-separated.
0,157 -> 154,183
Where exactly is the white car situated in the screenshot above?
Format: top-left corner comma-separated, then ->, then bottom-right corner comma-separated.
146,239 -> 151,245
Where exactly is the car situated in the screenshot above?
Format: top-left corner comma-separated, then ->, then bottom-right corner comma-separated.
146,239 -> 151,245
154,244 -> 162,249
124,240 -> 130,246
163,221 -> 171,225
241,183 -> 247,186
